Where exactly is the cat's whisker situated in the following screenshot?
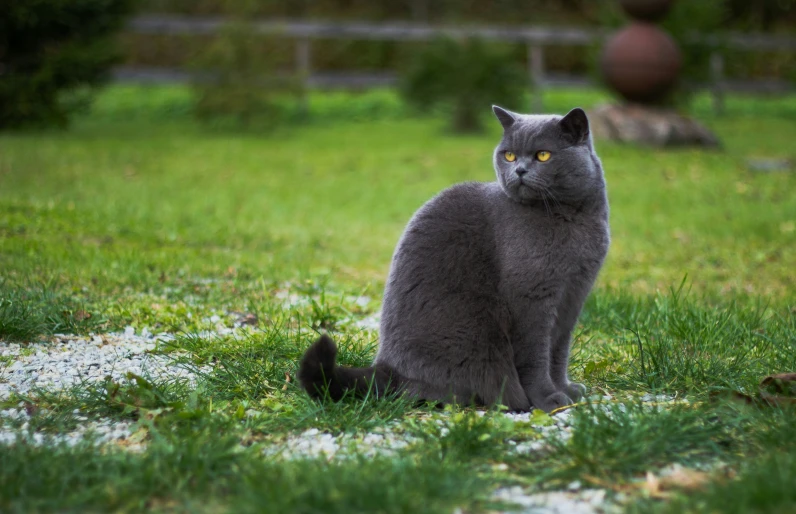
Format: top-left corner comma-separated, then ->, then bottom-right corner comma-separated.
542,186 -> 563,212
541,191 -> 553,218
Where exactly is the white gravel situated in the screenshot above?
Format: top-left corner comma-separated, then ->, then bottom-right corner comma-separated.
264,408 -> 575,461
0,329 -> 196,400
0,406 -> 142,450
493,487 -> 619,514
0,327 -> 204,448
264,425 -> 415,460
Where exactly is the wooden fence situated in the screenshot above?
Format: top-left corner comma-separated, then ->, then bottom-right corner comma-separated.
122,15 -> 796,113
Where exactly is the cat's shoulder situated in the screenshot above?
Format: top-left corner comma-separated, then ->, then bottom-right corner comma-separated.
422,181 -> 495,210
406,181 -> 495,229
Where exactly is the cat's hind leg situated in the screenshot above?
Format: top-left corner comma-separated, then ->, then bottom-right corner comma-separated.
474,367 -> 531,412
396,365 -> 530,412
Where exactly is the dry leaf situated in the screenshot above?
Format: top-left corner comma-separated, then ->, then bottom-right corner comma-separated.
709,389 -> 755,405
23,401 -> 39,416
641,465 -> 712,498
760,372 -> 796,405
644,471 -> 663,497
74,310 -> 91,322
711,372 -> 796,408
660,465 -> 711,491
282,372 -> 291,391
760,373 -> 796,394
239,313 -> 258,326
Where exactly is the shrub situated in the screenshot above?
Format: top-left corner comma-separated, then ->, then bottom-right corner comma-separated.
191,19 -> 304,129
400,38 -> 527,132
0,0 -> 136,129
661,0 -> 728,87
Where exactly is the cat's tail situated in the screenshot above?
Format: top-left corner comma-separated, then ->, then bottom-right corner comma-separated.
298,334 -> 400,401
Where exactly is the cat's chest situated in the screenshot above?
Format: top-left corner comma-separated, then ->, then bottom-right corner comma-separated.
496,209 -> 608,279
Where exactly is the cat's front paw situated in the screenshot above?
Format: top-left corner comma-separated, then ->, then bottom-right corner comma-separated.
534,391 -> 573,413
565,382 -> 587,401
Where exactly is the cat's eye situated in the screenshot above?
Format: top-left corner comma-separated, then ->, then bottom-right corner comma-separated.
504,151 -> 516,162
536,150 -> 552,162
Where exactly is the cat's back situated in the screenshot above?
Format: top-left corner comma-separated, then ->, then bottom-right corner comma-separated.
392,181 -> 495,260
379,182 -> 499,341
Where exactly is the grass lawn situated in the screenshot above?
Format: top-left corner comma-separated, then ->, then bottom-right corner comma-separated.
0,85 -> 795,512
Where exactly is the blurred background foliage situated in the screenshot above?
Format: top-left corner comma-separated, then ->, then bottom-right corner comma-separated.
0,0 -> 136,129
400,38 -> 526,132
124,0 -> 796,80
138,0 -> 796,30
191,21 -> 303,128
1,0 -> 795,130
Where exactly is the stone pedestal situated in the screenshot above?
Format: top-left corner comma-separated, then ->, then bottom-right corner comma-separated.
589,103 -> 719,148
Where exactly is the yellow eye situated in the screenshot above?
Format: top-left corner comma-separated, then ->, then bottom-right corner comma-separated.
504,151 -> 516,162
536,150 -> 551,162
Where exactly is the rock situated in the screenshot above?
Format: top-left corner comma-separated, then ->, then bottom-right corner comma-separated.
747,158 -> 792,173
589,103 -> 719,148
493,487 -> 613,514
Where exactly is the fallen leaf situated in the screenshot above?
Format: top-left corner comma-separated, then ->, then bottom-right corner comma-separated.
709,390 -> 756,405
760,373 -> 796,395
282,372 -> 291,391
712,372 -> 796,407
23,401 -> 39,416
644,471 -> 662,497
659,464 -> 711,491
74,310 -> 91,322
641,465 -> 713,498
760,372 -> 796,406
231,311 -> 259,326
239,313 -> 258,326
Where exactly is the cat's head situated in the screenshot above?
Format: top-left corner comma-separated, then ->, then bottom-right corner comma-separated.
491,106 -> 604,206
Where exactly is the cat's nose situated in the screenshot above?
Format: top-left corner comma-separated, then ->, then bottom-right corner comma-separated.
515,168 -> 529,177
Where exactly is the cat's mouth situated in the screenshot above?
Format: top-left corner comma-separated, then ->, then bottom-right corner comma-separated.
517,180 -> 540,195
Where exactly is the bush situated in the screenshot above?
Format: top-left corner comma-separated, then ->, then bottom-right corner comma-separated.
400,38 -> 527,132
0,0 -> 136,129
191,20 -> 304,129
661,0 -> 727,86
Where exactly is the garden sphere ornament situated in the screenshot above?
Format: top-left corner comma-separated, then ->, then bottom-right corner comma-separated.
601,0 -> 682,104
590,0 -> 719,147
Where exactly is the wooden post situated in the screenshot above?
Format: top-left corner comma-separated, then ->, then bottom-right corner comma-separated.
527,42 -> 545,113
710,51 -> 725,116
296,38 -> 311,118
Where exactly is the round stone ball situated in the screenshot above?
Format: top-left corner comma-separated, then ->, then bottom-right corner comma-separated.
619,0 -> 675,22
601,22 -> 682,104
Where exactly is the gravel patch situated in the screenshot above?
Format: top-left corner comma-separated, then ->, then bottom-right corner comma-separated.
263,409 -> 576,461
0,406 -> 142,450
264,425 -> 416,460
493,486 -> 620,514
0,327 -> 205,449
0,328 -> 196,400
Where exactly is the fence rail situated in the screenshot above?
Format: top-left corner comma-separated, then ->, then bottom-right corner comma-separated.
122,15 -> 796,112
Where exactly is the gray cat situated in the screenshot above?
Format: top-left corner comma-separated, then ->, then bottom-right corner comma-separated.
299,106 -> 609,412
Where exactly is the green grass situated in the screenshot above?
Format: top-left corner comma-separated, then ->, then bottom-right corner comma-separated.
0,423 -> 493,514
0,85 -> 795,512
0,284 -> 103,341
573,288 -> 796,396
630,407 -> 796,513
544,401 -> 727,481
658,453 -> 796,514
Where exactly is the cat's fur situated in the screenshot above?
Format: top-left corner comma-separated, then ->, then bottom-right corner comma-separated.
299,106 -> 609,412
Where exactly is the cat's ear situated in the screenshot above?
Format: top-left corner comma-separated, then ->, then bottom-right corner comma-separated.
492,105 -> 518,130
559,107 -> 590,144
